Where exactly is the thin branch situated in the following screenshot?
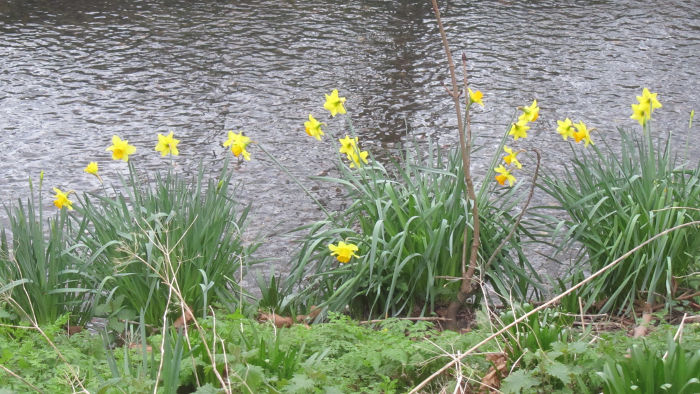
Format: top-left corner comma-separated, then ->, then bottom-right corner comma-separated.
0,363 -> 44,393
359,316 -> 449,324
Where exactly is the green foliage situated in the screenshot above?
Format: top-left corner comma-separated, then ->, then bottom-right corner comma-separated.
98,311 -> 188,393
498,323 -> 700,394
599,339 -> 700,394
0,178 -> 96,325
499,304 -> 572,362
501,340 -> 598,393
539,125 -> 700,315
287,141 -> 541,318
2,312 -> 699,393
256,270 -> 298,318
78,161 -> 256,325
0,317 -> 113,392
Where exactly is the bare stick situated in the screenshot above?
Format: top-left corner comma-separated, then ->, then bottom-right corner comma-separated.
431,0 -> 482,329
0,363 -> 44,393
359,316 -> 449,324
409,220 -> 700,393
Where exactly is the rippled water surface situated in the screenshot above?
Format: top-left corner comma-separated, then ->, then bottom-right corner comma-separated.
1,0 -> 699,278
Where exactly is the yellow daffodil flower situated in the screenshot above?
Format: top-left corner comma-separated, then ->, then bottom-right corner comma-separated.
347,150 -> 369,168
323,89 -> 347,117
637,88 -> 662,110
573,121 -> 594,147
630,103 -> 650,125
508,120 -> 530,141
84,161 -> 98,175
155,131 -> 180,156
631,88 -> 662,126
468,88 -> 484,107
494,165 -> 516,187
223,131 -> 251,160
84,161 -> 102,183
339,135 -> 359,156
106,135 -> 136,162
338,135 -> 369,168
518,100 -> 539,123
502,146 -> 522,169
53,188 -> 73,210
304,114 -> 325,140
556,118 -> 576,140
328,241 -> 359,263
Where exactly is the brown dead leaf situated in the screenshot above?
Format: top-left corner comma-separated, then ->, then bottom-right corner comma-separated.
66,325 -> 83,336
258,312 -> 293,328
173,308 -> 194,330
633,305 -> 653,338
296,305 -> 321,323
128,343 -> 153,352
480,353 -> 508,393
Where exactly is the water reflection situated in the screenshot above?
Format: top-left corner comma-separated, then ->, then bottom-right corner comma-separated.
0,0 -> 698,277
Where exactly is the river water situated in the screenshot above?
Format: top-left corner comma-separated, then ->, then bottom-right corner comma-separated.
1,0 -> 699,284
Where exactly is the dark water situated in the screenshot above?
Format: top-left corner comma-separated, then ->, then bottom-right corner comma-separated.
1,0 -> 699,281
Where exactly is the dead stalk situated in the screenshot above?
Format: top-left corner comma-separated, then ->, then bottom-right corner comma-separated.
430,0 -> 480,330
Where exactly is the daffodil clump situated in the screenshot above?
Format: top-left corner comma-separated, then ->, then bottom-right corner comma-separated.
539,87 -> 700,316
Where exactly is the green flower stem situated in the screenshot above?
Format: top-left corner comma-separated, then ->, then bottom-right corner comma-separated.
254,142 -> 337,224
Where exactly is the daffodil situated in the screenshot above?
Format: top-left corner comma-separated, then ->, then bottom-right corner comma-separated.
223,131 -> 251,160
155,131 -> 180,156
556,118 -> 576,140
323,89 -> 347,117
347,150 -> 369,168
631,88 -> 662,126
468,88 -> 484,107
84,161 -> 98,175
502,146 -> 522,169
304,114 -> 325,140
338,135 -> 359,156
494,165 -> 516,187
630,103 -> 649,125
572,121 -> 594,147
328,241 -> 359,263
106,135 -> 136,162
84,161 -> 102,183
53,188 -> 73,210
637,88 -> 662,110
508,120 -> 530,141
518,100 -> 539,123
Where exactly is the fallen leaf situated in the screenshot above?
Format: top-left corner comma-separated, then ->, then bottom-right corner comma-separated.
173,308 -> 194,329
258,312 -> 293,328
